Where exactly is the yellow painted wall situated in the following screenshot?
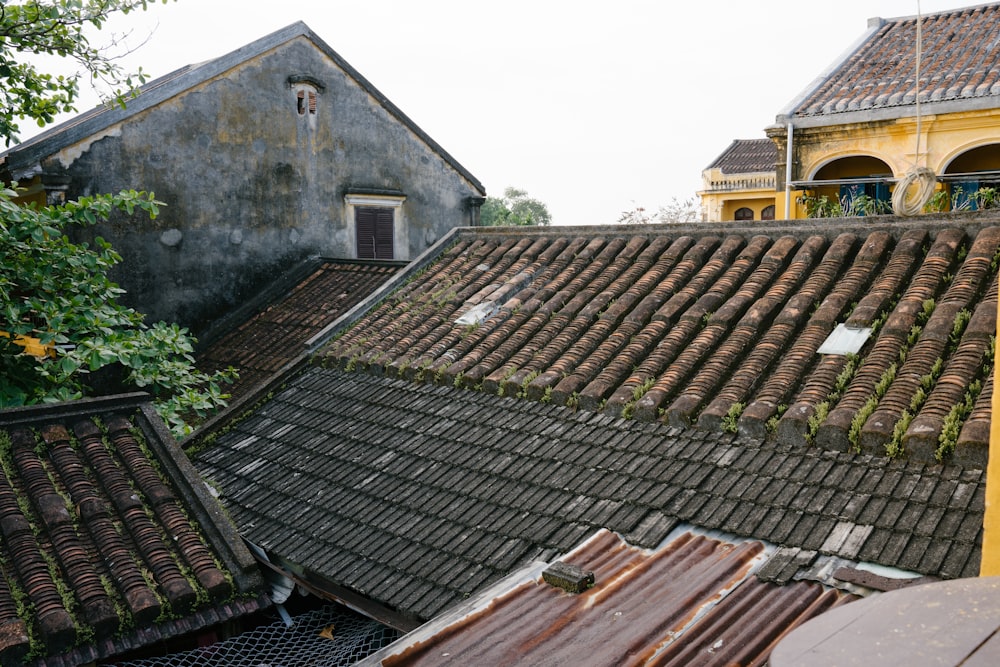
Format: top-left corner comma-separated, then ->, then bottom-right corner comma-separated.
698,164 -> 778,223
784,108 -> 1000,219
984,305 -> 1000,576
700,190 -> 777,222
722,198 -> 774,222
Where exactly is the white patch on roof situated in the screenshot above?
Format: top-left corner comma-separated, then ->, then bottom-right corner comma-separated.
817,323 -> 872,356
455,300 -> 499,326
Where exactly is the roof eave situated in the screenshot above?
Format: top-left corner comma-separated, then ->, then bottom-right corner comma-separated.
774,94 -> 1000,131
775,16 -> 885,122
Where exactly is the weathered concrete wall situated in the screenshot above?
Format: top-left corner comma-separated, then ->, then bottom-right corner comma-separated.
42,36 -> 481,334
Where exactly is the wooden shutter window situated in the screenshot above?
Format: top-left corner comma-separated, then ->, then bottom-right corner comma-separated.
356,207 -> 394,259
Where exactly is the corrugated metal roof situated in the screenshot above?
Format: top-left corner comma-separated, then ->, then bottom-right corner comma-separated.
362,529 -> 857,666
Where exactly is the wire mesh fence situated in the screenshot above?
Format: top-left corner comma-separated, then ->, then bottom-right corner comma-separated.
112,602 -> 400,667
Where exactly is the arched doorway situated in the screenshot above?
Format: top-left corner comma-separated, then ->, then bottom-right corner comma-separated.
942,144 -> 1000,210
809,156 -> 893,216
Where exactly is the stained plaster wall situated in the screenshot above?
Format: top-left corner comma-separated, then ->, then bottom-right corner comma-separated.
38,36 -> 482,335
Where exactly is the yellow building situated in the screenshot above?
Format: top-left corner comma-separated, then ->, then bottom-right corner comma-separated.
698,139 -> 777,222
702,3 -> 1000,221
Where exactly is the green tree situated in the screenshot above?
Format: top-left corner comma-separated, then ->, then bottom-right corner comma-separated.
0,0 -> 170,145
1,1 -> 234,436
0,186 -> 235,436
481,187 -> 552,226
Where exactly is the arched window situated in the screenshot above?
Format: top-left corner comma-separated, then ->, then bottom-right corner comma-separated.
761,205 -> 775,220
294,84 -> 318,117
735,207 -> 754,221
287,75 -> 325,129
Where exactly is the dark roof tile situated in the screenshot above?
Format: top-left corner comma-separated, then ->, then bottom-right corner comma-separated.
791,4 -> 1000,119
192,220 -> 996,622
705,138 -> 778,173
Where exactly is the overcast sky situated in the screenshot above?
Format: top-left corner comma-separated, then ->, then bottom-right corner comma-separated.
21,0 -> 976,225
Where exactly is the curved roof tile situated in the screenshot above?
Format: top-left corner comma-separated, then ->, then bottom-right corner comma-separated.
792,4 -> 1000,118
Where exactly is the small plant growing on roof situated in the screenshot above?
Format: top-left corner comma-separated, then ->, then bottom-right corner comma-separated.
920,298 -> 936,324
828,354 -> 859,404
949,309 -> 972,349
806,401 -> 829,444
849,396 -> 879,450
721,402 -> 745,434
632,377 -> 655,402
936,379 -> 981,462
886,410 -> 912,458
765,404 -> 788,434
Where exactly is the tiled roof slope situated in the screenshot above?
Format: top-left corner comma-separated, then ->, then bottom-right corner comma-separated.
362,530 -> 858,666
196,260 -> 400,403
0,395 -> 263,667
321,222 -> 999,467
193,367 -> 985,624
792,3 -> 1000,118
705,138 -> 777,173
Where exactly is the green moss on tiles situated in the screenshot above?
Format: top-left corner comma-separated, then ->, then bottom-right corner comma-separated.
721,402 -> 744,434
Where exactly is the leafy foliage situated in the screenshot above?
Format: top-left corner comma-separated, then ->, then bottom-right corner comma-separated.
480,186 -> 552,226
0,186 -> 234,436
798,193 -> 892,218
0,0 -> 172,145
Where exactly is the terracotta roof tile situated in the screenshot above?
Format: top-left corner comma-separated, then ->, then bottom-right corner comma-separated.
320,223 -> 997,465
197,260 -> 399,402
793,4 -> 1000,118
0,396 -> 262,666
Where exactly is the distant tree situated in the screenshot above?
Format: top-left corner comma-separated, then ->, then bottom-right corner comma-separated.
0,0 -> 172,145
618,196 -> 701,224
481,187 -> 552,226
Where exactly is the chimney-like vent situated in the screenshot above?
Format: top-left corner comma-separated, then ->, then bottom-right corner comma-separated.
542,561 -> 595,594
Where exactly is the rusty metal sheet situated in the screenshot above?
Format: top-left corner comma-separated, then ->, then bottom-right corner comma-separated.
369,529 -> 857,666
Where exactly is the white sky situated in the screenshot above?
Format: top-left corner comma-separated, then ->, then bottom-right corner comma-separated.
18,0 -> 977,225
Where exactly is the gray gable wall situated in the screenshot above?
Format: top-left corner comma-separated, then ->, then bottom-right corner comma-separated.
2,23 -> 484,335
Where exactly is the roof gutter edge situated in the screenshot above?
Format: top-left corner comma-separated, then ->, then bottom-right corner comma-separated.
775,17 -> 884,122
